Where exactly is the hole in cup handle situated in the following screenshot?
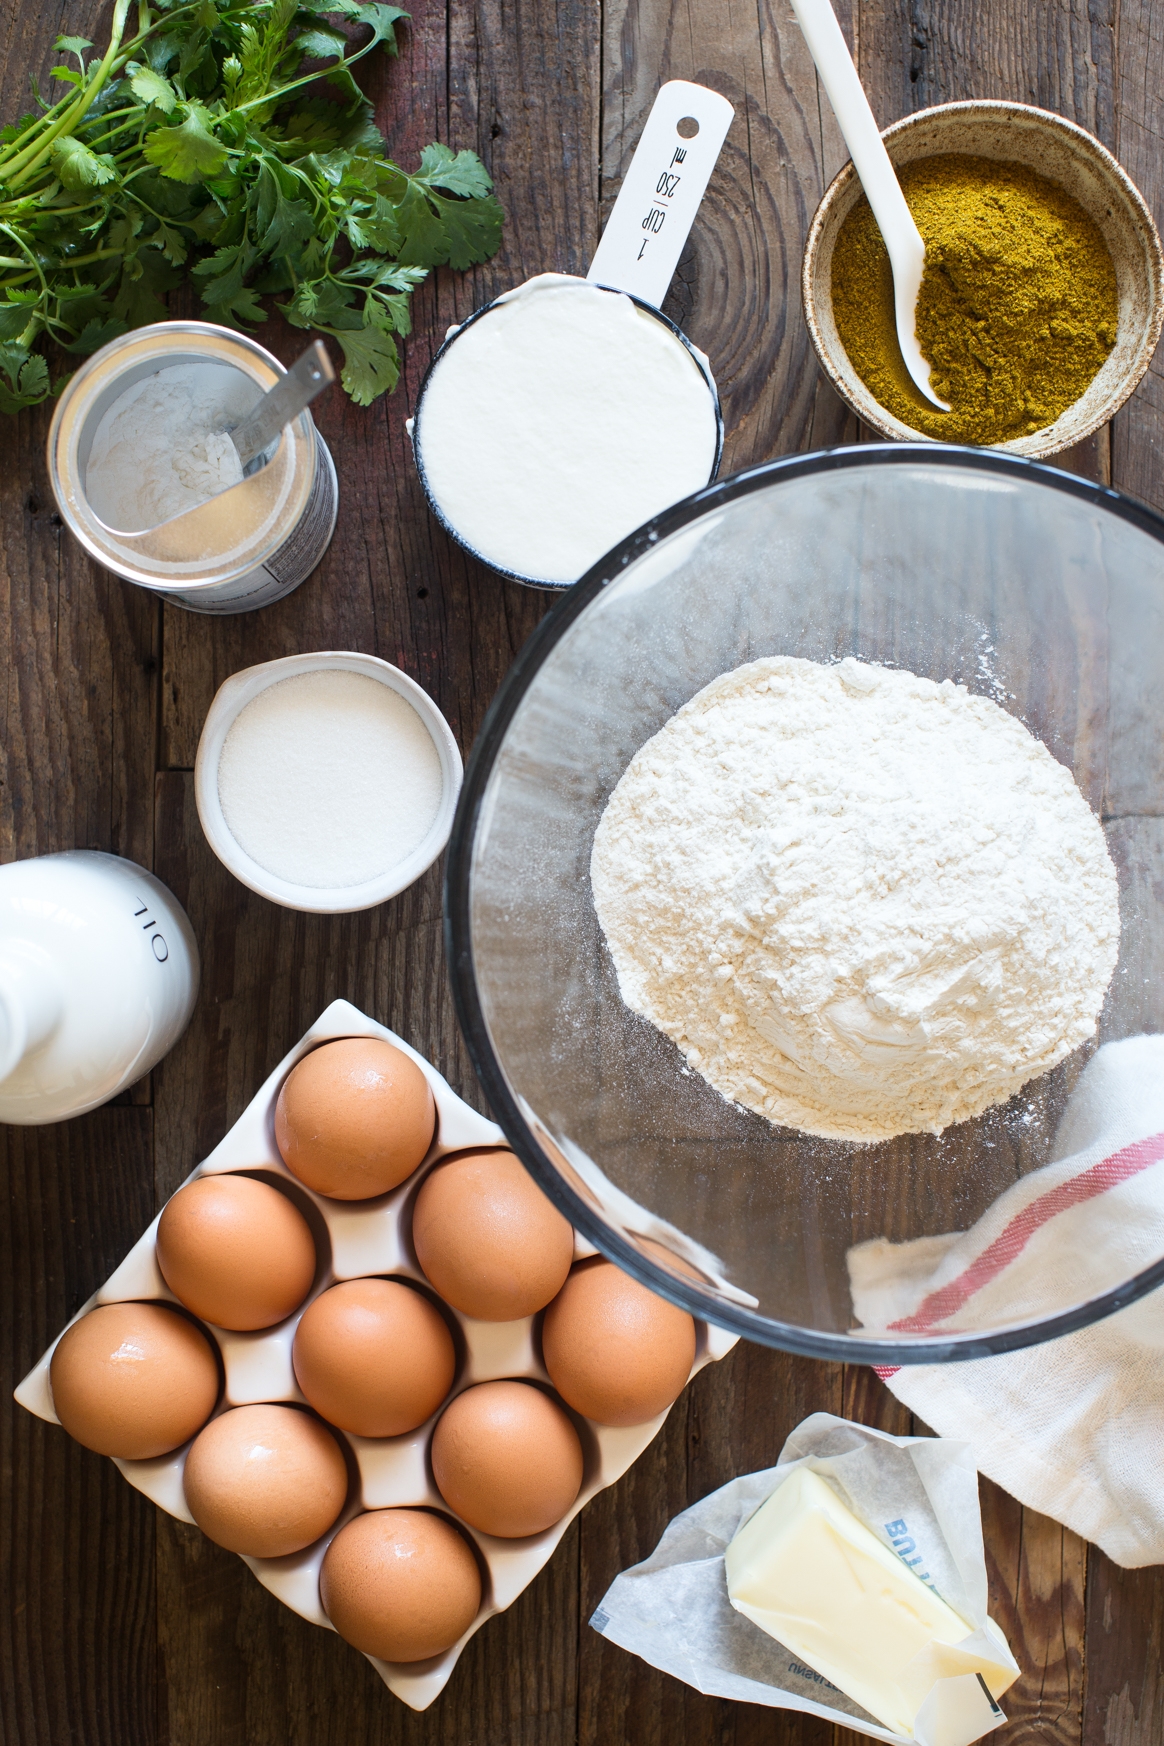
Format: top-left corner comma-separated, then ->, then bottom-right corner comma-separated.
677,116 -> 700,138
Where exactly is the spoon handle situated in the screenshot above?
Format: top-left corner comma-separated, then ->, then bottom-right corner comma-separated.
790,0 -> 947,409
230,339 -> 336,473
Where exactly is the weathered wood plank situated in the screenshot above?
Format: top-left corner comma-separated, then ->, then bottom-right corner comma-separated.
1083,1555 -> 1164,1746
0,1112 -> 159,1746
856,0 -> 1114,135
0,14 -> 164,1739
578,1343 -> 845,1745
982,1481 -> 1088,1746
1110,0 -> 1164,516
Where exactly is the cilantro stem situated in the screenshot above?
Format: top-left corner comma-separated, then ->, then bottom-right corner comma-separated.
4,0 -> 133,190
228,33 -> 384,119
0,221 -> 51,297
0,0 -> 240,178
56,246 -> 123,267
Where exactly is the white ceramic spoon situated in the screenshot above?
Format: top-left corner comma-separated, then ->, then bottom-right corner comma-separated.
790,0 -> 949,410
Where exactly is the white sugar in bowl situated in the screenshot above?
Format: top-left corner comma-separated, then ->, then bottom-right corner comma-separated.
195,652 -> 462,913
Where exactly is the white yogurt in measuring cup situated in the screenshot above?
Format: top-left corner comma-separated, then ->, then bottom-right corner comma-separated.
411,273 -> 721,587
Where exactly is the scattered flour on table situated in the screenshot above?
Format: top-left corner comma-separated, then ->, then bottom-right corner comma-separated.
85,362 -> 253,531
218,669 -> 443,888
590,656 -> 1121,1142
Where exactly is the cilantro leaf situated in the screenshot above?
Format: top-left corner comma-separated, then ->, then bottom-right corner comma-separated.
0,302 -> 35,343
112,245 -> 183,325
152,218 -> 189,264
203,283 -> 266,325
62,314 -> 128,353
413,141 -> 495,199
52,136 -> 118,189
352,3 -> 407,50
282,275 -> 359,328
127,62 -> 178,113
143,103 -> 230,181
292,24 -> 349,61
298,0 -> 408,49
432,192 -> 504,269
342,203 -> 399,252
193,240 -> 266,325
396,181 -> 504,269
328,316 -> 399,402
255,160 -> 315,260
1,112 -> 39,145
278,99 -> 383,156
392,182 -> 445,265
54,34 -> 93,63
0,343 -> 51,412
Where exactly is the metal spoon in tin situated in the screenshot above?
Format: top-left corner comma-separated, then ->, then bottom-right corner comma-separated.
225,338 -> 336,476
790,0 -> 949,410
95,339 -> 337,539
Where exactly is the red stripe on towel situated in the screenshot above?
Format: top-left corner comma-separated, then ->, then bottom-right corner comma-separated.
871,1131 -> 1164,1360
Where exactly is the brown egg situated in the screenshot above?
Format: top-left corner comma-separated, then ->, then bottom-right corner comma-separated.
183,1404 -> 348,1557
293,1278 -> 455,1438
321,1508 -> 481,1662
50,1301 -> 219,1460
430,1380 -> 583,1538
156,1174 -> 317,1331
541,1259 -> 696,1426
412,1148 -> 574,1321
275,1037 -> 436,1200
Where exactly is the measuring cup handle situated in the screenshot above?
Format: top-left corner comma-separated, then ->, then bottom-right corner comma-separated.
587,80 -> 734,310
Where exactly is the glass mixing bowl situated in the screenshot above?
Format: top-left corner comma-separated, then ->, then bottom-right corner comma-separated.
446,445 -> 1164,1363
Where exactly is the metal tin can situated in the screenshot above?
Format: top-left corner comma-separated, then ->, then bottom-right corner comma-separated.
48,322 -> 338,614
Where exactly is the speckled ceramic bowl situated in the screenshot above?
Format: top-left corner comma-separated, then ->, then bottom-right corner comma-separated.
802,100 -> 1164,457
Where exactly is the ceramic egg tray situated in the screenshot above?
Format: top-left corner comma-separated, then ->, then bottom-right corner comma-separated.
16,998 -> 737,1711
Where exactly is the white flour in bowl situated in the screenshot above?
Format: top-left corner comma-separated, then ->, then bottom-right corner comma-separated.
590,656 -> 1120,1143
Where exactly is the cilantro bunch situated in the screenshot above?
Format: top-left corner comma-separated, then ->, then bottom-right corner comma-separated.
0,0 -> 504,412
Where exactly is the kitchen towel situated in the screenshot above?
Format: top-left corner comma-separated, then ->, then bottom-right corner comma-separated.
848,1035 -> 1164,1568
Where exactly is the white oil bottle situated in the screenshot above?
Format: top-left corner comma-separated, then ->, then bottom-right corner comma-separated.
0,851 -> 199,1124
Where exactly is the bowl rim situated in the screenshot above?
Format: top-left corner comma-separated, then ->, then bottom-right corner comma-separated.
802,98 -> 1164,456
409,279 -> 726,590
445,440 -> 1164,1364
195,650 -> 463,914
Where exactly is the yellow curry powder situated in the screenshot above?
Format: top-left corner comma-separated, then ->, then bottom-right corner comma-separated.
830,154 -> 1118,445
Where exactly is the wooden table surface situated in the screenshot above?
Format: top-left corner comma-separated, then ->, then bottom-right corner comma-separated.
3,0 -> 1163,1736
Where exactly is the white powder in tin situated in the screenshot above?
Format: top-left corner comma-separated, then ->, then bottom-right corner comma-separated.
218,669 -> 444,889
591,656 -> 1120,1142
85,361 -> 253,531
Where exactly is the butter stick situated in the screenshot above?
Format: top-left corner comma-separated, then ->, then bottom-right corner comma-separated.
725,1466 -> 1001,1737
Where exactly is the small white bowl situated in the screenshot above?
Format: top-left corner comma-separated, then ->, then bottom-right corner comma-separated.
194,652 -> 463,913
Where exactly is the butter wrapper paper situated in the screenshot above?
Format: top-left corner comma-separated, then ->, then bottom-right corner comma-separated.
590,1412 -> 1019,1746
